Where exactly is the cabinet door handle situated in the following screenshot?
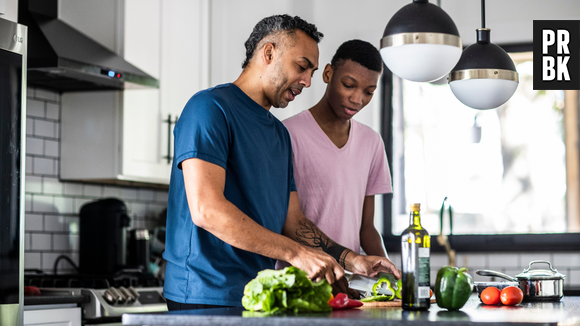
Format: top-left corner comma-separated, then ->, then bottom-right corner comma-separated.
163,114 -> 178,164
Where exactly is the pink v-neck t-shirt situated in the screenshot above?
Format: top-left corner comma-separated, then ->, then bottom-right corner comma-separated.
282,109 -> 392,255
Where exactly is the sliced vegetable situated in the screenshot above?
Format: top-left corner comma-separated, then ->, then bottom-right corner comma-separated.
372,277 -> 394,296
395,279 -> 402,299
360,294 -> 395,302
328,293 -> 363,309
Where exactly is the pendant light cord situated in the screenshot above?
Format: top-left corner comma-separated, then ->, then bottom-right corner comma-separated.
481,0 -> 486,28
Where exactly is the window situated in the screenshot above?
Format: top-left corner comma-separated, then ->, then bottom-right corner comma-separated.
381,44 -> 580,252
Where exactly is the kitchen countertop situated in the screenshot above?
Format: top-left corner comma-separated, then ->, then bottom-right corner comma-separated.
122,294 -> 580,326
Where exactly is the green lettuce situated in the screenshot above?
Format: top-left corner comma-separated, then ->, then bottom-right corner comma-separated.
241,266 -> 332,314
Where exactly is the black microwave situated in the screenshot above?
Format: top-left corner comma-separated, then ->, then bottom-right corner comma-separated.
0,17 -> 27,325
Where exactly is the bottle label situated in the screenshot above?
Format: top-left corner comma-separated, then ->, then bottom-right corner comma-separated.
418,286 -> 431,299
417,247 -> 430,298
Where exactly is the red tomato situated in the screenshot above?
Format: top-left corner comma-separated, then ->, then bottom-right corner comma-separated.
500,286 -> 524,306
480,287 -> 501,305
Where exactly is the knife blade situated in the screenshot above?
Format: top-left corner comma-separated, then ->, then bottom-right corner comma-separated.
344,271 -> 394,296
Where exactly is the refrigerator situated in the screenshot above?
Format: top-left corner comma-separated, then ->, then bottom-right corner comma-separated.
0,17 -> 27,326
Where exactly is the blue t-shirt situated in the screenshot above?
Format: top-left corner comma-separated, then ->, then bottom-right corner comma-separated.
163,83 -> 296,307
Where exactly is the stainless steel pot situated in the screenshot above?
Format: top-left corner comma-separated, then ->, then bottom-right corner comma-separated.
476,260 -> 565,302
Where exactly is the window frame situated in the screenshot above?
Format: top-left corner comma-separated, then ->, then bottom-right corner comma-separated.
379,43 -> 580,253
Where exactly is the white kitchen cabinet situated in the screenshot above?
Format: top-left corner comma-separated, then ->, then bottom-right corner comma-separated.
23,306 -> 81,326
60,0 -> 209,186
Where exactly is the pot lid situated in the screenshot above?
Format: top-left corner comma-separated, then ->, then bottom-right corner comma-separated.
515,260 -> 566,280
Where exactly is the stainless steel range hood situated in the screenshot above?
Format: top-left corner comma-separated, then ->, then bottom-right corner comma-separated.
18,0 -> 158,92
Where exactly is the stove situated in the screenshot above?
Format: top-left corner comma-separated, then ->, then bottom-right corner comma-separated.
25,271 -> 167,324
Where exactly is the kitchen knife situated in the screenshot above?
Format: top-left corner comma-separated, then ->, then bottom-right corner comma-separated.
344,271 -> 394,296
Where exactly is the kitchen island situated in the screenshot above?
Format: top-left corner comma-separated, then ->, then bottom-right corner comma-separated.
122,294 -> 580,326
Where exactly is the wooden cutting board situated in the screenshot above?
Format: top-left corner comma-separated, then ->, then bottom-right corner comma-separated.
360,298 -> 437,308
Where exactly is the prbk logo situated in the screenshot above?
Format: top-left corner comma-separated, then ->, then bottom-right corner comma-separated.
534,20 -> 580,90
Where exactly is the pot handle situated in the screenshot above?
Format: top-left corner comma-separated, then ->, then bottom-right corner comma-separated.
476,269 -> 518,282
523,260 -> 558,273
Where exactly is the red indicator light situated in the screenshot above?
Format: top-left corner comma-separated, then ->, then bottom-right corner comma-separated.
116,74 -> 121,78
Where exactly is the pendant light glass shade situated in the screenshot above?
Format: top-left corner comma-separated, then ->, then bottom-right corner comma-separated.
449,28 -> 519,110
380,0 -> 462,82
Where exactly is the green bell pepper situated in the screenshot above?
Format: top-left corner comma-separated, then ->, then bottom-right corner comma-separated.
434,266 -> 474,310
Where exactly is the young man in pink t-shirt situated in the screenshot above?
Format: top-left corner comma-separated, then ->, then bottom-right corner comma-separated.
279,40 -> 394,270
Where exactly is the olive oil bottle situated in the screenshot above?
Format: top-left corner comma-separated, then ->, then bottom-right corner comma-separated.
401,203 -> 431,310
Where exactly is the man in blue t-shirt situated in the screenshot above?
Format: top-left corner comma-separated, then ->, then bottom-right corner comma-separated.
163,14 -> 400,311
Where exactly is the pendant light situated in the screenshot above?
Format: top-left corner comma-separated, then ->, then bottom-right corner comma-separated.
429,0 -> 450,86
380,0 -> 462,83
449,0 -> 519,110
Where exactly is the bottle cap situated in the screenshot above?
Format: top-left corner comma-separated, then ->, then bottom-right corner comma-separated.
410,203 -> 421,211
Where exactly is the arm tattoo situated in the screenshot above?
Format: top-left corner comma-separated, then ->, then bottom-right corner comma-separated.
295,219 -> 352,268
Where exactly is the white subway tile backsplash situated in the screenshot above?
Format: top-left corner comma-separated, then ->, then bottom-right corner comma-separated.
430,271 -> 438,286
26,118 -> 34,136
25,194 -> 32,212
35,89 -> 59,102
32,194 -> 56,213
503,268 -> 523,278
25,233 -> 31,250
103,186 -> 121,198
156,191 -> 168,202
69,235 -> 79,251
130,202 -> 148,217
43,177 -> 63,195
65,216 -> 79,234
25,156 -> 33,174
74,197 -> 93,214
25,175 -> 42,194
25,214 -> 43,231
148,203 -> 167,220
26,137 -> 44,156
139,189 -> 155,201
430,253 -> 449,269
53,234 -> 71,251
121,188 -> 139,200
388,253 -> 401,266
31,233 -> 51,250
568,269 -> 580,286
25,252 -> 41,270
44,139 -> 59,157
26,99 -> 44,118
34,120 -> 56,138
46,102 -> 59,120
44,215 -> 64,232
83,184 -> 102,197
42,252 -> 60,271
63,182 -> 83,196
33,157 -> 55,175
519,254 -> 552,268
552,253 -> 580,268
138,219 -> 148,229
462,253 -> 487,269
488,253 -> 520,269
54,196 -> 74,214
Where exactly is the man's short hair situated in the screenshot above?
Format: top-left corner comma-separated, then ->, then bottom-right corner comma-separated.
242,14 -> 324,69
331,39 -> 383,73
